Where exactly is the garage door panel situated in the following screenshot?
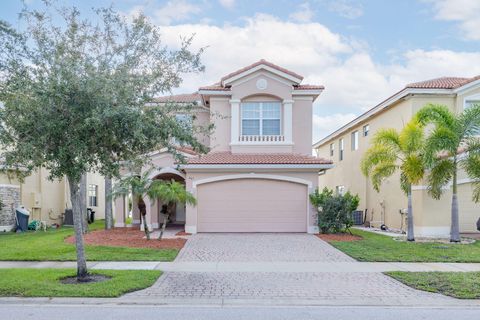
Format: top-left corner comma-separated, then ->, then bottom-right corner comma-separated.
197,179 -> 307,232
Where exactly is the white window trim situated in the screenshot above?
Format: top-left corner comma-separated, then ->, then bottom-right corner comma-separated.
240,102 -> 282,136
363,124 -> 369,137
351,131 -> 359,151
464,93 -> 480,109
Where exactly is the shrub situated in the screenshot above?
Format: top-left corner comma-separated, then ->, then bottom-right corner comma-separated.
310,187 -> 360,234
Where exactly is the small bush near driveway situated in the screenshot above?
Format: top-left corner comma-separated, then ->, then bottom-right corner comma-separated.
310,187 -> 360,234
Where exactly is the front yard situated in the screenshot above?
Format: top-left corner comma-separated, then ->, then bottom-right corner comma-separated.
327,229 -> 480,262
0,268 -> 161,297
387,272 -> 480,299
0,221 -> 180,261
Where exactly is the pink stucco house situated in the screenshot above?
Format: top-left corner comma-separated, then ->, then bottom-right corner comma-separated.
114,60 -> 332,234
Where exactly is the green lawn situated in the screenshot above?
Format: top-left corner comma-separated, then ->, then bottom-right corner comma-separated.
0,268 -> 161,297
387,271 -> 480,299
328,229 -> 480,262
0,221 -> 178,261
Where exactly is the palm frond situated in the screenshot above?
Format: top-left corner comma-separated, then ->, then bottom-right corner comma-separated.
423,126 -> 458,167
148,180 -> 196,206
459,104 -> 480,138
360,144 -> 396,177
426,159 -> 455,199
415,103 -> 456,131
372,128 -> 401,151
399,118 -> 424,153
370,162 -> 397,192
402,154 -> 424,185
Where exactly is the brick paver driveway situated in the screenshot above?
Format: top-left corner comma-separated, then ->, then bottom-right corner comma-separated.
176,233 -> 355,262
128,233 -> 449,304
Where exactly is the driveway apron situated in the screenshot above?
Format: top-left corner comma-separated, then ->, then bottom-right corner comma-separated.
126,233 -> 450,304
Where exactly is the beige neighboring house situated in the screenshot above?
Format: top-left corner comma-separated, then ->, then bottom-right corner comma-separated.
0,168 -> 106,231
313,76 -> 480,237
114,60 -> 332,234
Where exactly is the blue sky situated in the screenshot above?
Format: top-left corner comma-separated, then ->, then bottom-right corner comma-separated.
2,0 -> 480,141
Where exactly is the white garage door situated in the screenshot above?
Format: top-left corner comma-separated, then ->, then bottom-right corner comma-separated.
197,179 -> 307,232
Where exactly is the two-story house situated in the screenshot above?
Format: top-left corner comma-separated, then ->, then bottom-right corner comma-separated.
113,60 -> 332,234
313,76 -> 480,237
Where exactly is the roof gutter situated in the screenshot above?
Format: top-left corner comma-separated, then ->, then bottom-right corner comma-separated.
179,164 -> 334,170
312,87 -> 454,149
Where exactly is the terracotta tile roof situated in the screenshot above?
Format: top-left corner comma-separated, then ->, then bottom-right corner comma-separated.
406,76 -> 480,89
198,84 -> 231,91
220,59 -> 304,83
185,152 -> 332,165
293,84 -> 325,90
154,93 -> 201,103
176,146 -> 199,156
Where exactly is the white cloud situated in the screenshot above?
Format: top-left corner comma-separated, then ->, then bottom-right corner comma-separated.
289,2 -> 314,23
219,0 -> 235,9
156,13 -> 480,142
426,0 -> 480,40
327,0 -> 363,19
313,113 -> 357,143
153,0 -> 201,25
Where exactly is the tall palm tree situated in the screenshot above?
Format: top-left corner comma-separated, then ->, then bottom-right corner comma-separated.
416,103 -> 480,242
110,170 -> 154,240
361,119 -> 425,241
148,180 -> 196,240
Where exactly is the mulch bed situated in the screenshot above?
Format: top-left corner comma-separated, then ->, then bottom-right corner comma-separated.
175,231 -> 191,236
65,227 -> 187,250
317,233 -> 363,242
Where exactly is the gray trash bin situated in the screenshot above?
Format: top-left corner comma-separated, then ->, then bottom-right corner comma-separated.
15,207 -> 30,232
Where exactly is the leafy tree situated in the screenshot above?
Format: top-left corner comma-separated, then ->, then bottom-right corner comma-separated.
148,179 -> 196,240
416,103 -> 480,242
310,187 -> 359,234
360,119 -> 425,241
0,3 -> 208,280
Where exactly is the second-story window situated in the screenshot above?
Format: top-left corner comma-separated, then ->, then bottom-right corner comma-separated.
351,131 -> 359,151
339,138 -> 344,161
241,102 -> 281,136
330,143 -> 334,156
363,124 -> 369,137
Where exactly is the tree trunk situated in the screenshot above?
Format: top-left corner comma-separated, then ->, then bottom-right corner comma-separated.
79,173 -> 88,234
104,177 -> 113,230
407,186 -> 415,241
68,176 -> 89,280
450,169 -> 461,242
138,197 -> 150,240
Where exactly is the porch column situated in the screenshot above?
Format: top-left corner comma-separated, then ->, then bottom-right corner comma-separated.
151,198 -> 159,229
230,99 -> 240,144
131,196 -> 140,226
140,196 -> 153,231
114,195 -> 126,227
283,99 -> 293,143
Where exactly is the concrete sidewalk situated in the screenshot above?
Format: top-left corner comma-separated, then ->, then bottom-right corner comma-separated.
1,260 -> 480,272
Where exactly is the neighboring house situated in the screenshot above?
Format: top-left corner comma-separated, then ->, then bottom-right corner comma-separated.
114,60 -> 332,234
313,76 -> 480,237
0,168 -> 106,231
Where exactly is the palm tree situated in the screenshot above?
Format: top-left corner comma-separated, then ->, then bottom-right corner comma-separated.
110,170 -> 154,240
416,103 -> 480,242
361,119 -> 425,241
148,180 -> 196,240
